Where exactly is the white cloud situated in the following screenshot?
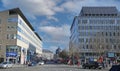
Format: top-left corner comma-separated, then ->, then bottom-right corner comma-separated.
2,0 -> 120,20
47,16 -> 59,22
60,0 -> 120,14
40,20 -> 50,26
49,46 -> 58,53
1,0 -> 62,18
39,24 -> 70,46
39,24 -> 70,38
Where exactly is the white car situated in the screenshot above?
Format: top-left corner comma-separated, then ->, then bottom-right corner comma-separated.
0,62 -> 13,68
38,61 -> 44,65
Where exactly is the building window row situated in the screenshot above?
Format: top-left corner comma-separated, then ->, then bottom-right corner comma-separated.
82,20 -> 88,24
17,35 -> 28,44
78,26 -> 120,30
17,27 -> 39,46
79,38 -> 120,43
18,19 -> 40,45
79,19 -> 116,24
7,25 -> 17,31
79,32 -> 120,37
82,14 -> 117,17
89,20 -> 115,24
81,44 -> 120,50
18,19 -> 33,36
6,45 -> 20,53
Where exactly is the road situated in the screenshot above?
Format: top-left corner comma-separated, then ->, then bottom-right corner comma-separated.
0,64 -> 109,71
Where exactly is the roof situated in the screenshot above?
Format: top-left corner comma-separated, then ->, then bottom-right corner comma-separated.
9,8 -> 35,31
80,7 -> 118,15
35,32 -> 42,41
8,8 -> 42,41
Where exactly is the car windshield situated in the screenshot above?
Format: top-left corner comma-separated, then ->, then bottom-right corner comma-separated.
2,62 -> 8,64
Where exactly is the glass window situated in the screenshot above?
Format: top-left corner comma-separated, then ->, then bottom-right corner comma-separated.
7,25 -> 17,31
86,45 -> 88,49
113,32 -> 115,36
79,38 -> 84,42
7,34 -> 17,39
117,20 -> 120,24
82,20 -> 87,24
6,45 -> 18,52
109,20 -> 115,24
8,18 -> 18,23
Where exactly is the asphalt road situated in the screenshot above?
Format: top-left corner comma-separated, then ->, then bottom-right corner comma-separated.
0,64 -> 109,71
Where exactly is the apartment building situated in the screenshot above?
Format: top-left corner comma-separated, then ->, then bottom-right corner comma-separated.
70,7 -> 120,63
0,8 -> 42,64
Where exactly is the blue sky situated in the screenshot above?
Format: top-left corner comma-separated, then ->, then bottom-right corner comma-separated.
0,0 -> 120,52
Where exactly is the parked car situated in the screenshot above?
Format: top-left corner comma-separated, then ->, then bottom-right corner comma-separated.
82,61 -> 103,69
109,65 -> 120,71
38,61 -> 44,65
0,62 -> 13,68
28,61 -> 37,66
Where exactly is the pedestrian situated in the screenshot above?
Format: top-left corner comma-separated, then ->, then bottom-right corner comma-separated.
77,60 -> 80,66
68,59 -> 71,65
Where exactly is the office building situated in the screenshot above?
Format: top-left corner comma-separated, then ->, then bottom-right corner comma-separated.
70,7 -> 120,63
0,8 -> 42,64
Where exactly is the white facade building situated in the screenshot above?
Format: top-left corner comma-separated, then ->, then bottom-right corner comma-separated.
0,8 -> 42,64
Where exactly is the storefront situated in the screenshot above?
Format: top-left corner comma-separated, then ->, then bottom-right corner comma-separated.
6,52 -> 18,63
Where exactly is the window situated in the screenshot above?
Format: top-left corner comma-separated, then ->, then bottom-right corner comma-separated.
7,26 -> 17,31
118,32 -> 120,36
8,18 -> 18,23
7,34 -> 17,39
82,20 -> 87,24
79,38 -> 84,42
114,45 -> 117,49
113,32 -> 115,36
117,20 -> 120,24
6,45 -> 18,52
86,45 -> 88,49
109,20 -> 115,24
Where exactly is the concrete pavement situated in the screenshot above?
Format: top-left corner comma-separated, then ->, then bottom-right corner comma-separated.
0,64 -> 110,71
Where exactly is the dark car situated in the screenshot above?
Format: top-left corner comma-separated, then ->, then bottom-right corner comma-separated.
109,65 -> 120,71
28,61 -> 37,66
82,61 -> 103,69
